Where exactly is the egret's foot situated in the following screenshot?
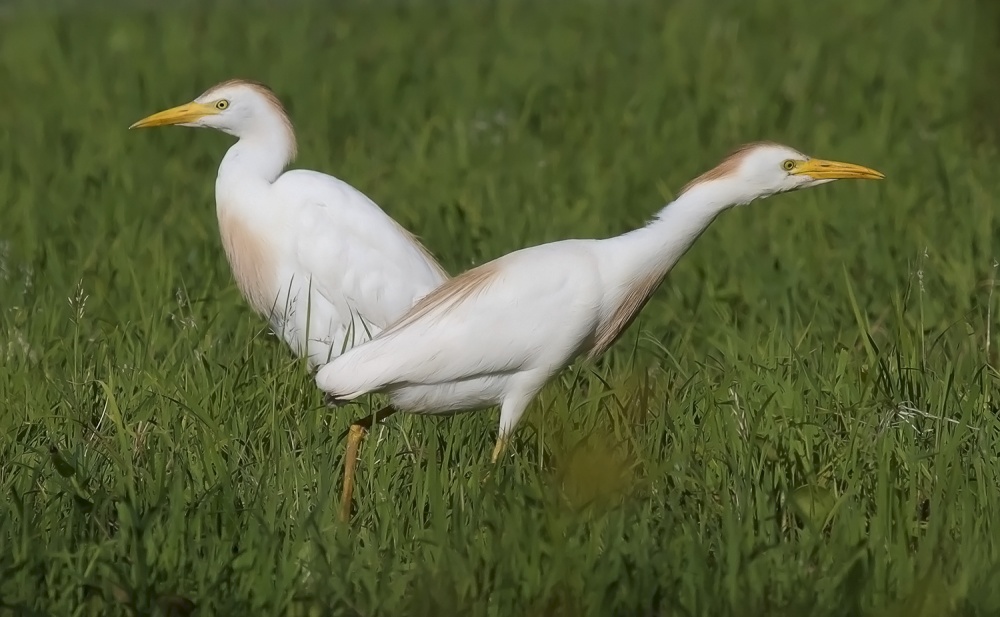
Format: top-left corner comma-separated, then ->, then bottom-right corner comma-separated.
490,436 -> 508,464
481,463 -> 495,486
481,436 -> 509,485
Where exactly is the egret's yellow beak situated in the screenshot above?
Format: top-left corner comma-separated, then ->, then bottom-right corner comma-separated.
791,158 -> 885,180
129,102 -> 218,129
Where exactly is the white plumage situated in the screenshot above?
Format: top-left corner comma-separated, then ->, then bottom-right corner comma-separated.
316,141 -> 883,518
131,79 -> 448,368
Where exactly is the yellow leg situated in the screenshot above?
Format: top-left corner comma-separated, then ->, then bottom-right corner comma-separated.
490,435 -> 508,463
338,405 -> 398,523
481,435 -> 509,486
339,424 -> 366,522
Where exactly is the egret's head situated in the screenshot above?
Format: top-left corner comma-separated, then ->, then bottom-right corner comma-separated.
129,79 -> 294,141
679,141 -> 884,206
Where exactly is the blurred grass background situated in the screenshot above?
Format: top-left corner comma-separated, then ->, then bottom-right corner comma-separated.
2,0 -> 1000,615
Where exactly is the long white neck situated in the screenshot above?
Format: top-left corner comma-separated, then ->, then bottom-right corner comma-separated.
583,175 -> 755,355
603,176 -> 750,283
217,110 -> 297,187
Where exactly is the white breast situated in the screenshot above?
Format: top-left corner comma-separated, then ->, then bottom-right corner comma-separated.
217,206 -> 372,369
217,208 -> 280,317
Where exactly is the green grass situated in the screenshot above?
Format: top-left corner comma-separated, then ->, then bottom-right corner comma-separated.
1,0 -> 999,614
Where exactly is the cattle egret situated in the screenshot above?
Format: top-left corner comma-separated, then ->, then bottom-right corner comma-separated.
130,79 -> 448,369
316,141 -> 884,520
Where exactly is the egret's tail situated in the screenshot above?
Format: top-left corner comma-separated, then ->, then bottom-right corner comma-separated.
315,367 -> 381,401
314,338 -> 399,400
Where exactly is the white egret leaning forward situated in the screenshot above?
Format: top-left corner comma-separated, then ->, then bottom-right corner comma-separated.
317,141 -> 884,520
130,79 -> 448,368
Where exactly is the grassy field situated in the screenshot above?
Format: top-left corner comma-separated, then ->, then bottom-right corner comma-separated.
1,0 -> 999,614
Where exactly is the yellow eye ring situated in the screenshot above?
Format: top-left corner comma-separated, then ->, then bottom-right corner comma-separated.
782,159 -> 796,171
216,100 -> 229,110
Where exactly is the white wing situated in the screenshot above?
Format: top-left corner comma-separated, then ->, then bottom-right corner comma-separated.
315,241 -> 603,399
275,169 -> 449,332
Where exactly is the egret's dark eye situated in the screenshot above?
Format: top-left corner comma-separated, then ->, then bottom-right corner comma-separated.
782,159 -> 796,171
216,100 -> 229,110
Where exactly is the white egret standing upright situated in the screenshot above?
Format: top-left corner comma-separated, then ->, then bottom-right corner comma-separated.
129,79 -> 448,368
316,141 -> 884,519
